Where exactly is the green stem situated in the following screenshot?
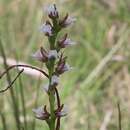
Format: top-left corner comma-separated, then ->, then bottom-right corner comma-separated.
48,60 -> 56,130
47,18 -> 60,130
49,90 -> 56,130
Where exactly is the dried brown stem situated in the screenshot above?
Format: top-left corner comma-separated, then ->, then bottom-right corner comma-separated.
0,69 -> 24,93
0,64 -> 49,79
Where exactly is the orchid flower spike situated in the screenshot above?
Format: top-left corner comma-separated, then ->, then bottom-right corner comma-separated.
32,4 -> 76,129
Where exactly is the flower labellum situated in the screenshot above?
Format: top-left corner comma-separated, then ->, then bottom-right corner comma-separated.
51,75 -> 59,86
45,4 -> 58,18
40,22 -> 53,36
48,50 -> 58,59
32,106 -> 50,120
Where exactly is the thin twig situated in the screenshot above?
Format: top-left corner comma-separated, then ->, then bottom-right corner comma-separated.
0,64 -> 49,79
0,56 -> 45,78
0,69 -> 24,93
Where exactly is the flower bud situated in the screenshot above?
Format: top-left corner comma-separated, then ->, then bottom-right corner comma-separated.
45,4 -> 59,19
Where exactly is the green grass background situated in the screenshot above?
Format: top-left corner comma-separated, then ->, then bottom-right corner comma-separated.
0,0 -> 130,130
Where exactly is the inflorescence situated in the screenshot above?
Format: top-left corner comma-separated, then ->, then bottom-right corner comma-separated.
32,4 -> 76,130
